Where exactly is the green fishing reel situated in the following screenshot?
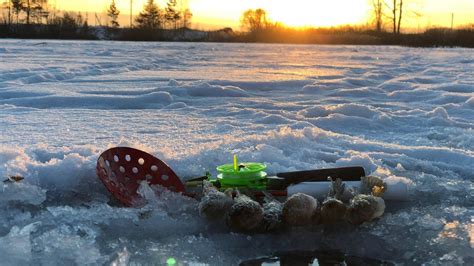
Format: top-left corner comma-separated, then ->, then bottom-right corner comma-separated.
215,155 -> 267,190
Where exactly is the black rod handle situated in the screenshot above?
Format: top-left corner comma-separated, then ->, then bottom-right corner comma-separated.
276,166 -> 365,184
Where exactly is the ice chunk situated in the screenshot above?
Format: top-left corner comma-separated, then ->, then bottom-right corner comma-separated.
0,182 -> 46,206
110,247 -> 130,266
0,223 -> 38,264
33,225 -> 106,265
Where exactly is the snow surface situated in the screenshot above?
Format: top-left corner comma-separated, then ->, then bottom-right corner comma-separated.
0,40 -> 473,264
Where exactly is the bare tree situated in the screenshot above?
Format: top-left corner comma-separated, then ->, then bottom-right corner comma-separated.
178,0 -> 192,28
241,8 -> 269,33
384,0 -> 405,34
372,0 -> 383,32
181,8 -> 192,28
129,0 -> 132,27
412,10 -> 423,33
391,0 -> 397,33
382,0 -> 397,34
397,0 -> 403,33
1,0 -> 13,24
25,0 -> 30,24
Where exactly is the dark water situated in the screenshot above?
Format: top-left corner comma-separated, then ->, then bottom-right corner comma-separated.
240,250 -> 394,266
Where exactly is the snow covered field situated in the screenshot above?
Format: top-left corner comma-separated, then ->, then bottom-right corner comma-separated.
0,40 -> 473,264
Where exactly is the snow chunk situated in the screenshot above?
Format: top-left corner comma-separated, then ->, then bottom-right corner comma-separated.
299,104 -> 382,119
257,114 -> 291,124
428,107 -> 449,119
168,79 -> 180,86
465,97 -> 474,108
177,82 -> 249,97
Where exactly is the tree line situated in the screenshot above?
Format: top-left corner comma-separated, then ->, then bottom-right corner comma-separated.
1,0 -> 192,28
1,1 -> 472,47
106,0 -> 192,30
0,0 -> 193,40
1,0 -> 96,39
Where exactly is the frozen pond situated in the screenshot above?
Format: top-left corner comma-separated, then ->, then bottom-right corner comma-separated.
1,40 -> 473,264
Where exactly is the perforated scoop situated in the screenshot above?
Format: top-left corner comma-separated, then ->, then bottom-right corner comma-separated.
96,147 -> 185,207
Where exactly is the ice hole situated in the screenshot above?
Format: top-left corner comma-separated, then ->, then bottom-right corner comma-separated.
138,158 -> 145,165
161,175 -> 169,181
132,167 -> 139,174
125,154 -> 131,162
114,155 -> 119,162
119,166 -> 125,173
105,160 -> 110,167
151,165 -> 158,172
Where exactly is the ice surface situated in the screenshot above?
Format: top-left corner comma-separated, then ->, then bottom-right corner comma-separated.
0,40 -> 473,264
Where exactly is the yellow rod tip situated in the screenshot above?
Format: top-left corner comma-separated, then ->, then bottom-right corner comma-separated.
233,154 -> 238,171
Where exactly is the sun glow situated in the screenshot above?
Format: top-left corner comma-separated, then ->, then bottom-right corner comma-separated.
264,0 -> 370,27
189,0 -> 370,28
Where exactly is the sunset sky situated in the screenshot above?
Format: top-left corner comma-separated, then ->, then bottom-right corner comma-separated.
49,0 -> 473,30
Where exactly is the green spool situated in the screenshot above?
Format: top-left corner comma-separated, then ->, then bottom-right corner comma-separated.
216,162 -> 267,189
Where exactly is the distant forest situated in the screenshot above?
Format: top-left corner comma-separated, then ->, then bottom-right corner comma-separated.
1,0 -> 473,47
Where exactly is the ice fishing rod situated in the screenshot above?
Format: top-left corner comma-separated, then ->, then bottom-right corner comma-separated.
96,147 -> 408,207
